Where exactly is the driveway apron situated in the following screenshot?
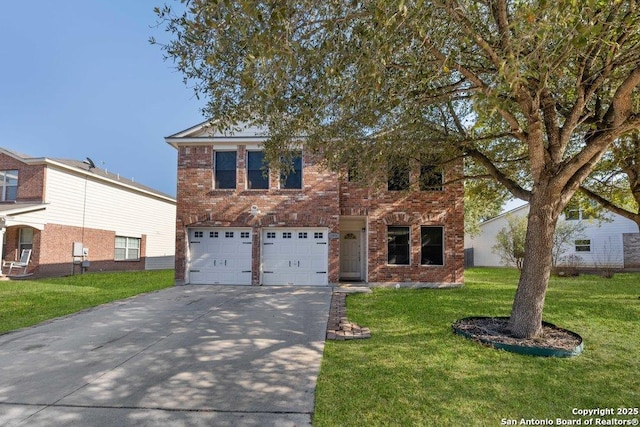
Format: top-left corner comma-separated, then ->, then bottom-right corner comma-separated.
0,285 -> 332,426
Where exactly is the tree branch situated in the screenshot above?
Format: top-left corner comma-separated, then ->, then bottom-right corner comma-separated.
540,87 -> 561,163
579,186 -> 640,225
604,67 -> 640,127
466,148 -> 531,200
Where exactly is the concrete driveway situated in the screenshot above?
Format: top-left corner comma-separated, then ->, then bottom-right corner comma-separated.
0,285 -> 332,426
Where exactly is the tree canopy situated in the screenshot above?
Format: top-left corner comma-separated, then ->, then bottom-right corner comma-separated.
581,131 -> 640,229
155,0 -> 640,338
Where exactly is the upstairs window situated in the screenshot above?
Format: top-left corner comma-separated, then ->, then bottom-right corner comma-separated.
388,226 -> 410,265
565,208 -> 596,220
0,170 -> 18,201
247,151 -> 269,189
347,164 -> 363,183
280,153 -> 302,189
420,165 -> 443,191
564,200 -> 597,220
565,208 -> 580,220
388,162 -> 410,191
115,236 -> 140,261
214,151 -> 237,189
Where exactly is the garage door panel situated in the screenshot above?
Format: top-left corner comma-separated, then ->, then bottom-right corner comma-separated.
262,228 -> 328,286
188,228 -> 252,285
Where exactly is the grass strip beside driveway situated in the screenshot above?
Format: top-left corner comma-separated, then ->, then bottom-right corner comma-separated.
314,268 -> 640,426
0,270 -> 173,334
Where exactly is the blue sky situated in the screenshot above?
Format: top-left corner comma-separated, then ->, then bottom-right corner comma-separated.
0,1 -> 203,197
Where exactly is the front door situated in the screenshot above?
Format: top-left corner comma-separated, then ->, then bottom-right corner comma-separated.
340,231 -> 361,280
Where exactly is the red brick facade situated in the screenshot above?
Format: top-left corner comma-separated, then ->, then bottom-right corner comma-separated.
175,144 -> 464,286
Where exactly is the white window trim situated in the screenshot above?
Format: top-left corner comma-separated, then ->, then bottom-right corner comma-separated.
115,236 -> 141,261
1,170 -> 18,201
19,227 -> 33,254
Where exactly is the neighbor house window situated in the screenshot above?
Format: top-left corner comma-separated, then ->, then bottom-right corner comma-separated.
421,226 -> 444,265
565,209 -> 580,220
388,226 -> 410,265
214,151 -> 237,189
575,239 -> 591,252
420,165 -> 443,191
280,153 -> 302,189
388,161 -> 410,191
0,170 -> 18,201
19,227 -> 33,254
564,202 -> 597,220
247,151 -> 269,189
115,236 -> 140,260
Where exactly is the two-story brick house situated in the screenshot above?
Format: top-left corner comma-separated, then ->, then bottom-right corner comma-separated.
0,148 -> 176,277
167,122 -> 464,286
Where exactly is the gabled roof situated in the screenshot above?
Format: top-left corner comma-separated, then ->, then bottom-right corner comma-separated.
165,120 -> 270,148
0,148 -> 175,203
479,203 -> 529,226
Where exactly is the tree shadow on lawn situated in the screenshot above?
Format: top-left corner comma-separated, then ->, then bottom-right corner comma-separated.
316,284 -> 639,425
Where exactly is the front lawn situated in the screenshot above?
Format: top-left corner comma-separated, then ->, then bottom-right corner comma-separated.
314,268 -> 640,426
0,270 -> 174,334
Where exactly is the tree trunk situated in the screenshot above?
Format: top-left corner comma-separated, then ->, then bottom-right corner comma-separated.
508,197 -> 560,338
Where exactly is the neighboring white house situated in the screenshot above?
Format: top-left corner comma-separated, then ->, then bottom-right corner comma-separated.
465,203 -> 640,268
1,148 -> 176,277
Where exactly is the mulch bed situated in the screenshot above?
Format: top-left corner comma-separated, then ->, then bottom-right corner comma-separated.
452,317 -> 582,351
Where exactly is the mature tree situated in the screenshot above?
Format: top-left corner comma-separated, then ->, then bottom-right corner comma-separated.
155,1 -> 640,338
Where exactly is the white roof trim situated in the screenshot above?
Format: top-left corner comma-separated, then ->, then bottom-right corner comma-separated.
0,203 -> 48,216
166,120 -> 269,138
0,204 -> 48,231
165,120 -> 211,139
165,121 -> 277,149
165,136 -> 270,148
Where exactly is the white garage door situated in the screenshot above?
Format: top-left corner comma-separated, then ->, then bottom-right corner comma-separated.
262,228 -> 328,285
188,228 -> 252,285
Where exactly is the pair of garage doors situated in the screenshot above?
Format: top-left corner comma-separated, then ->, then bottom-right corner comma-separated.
188,227 -> 328,285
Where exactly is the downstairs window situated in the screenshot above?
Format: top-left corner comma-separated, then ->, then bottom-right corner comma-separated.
115,236 -> 140,261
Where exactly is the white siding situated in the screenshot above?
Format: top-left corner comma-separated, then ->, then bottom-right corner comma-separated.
44,167 -> 176,268
464,206 -> 529,267
563,215 -> 637,268
465,205 -> 639,268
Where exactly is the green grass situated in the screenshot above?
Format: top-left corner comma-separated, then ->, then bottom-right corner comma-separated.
0,270 -> 174,334
314,267 -> 640,426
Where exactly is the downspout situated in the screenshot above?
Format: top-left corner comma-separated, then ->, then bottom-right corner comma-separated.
0,217 -> 6,277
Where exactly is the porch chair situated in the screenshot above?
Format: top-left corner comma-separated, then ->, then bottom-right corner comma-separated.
3,249 -> 32,276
